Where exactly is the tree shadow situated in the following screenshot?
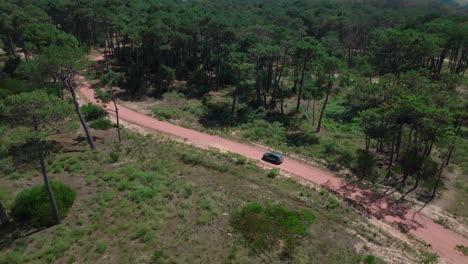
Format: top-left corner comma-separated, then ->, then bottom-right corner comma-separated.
0,221 -> 46,250
72,136 -> 102,146
325,180 -> 423,232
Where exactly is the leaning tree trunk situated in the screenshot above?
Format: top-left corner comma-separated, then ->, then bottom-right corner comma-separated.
295,60 -> 308,113
316,79 -> 332,133
446,119 -> 463,165
110,88 -> 121,142
33,120 -> 61,225
69,87 -> 96,150
0,201 -> 9,225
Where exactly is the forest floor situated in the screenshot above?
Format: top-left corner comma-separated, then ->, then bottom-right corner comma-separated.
75,54 -> 468,263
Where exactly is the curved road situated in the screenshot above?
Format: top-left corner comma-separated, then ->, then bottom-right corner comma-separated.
78,56 -> 467,263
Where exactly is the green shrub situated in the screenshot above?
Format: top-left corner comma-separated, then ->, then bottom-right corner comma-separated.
455,245 -> 468,256
90,118 -> 113,130
0,251 -> 23,264
0,157 -> 14,175
109,151 -> 120,163
9,172 -> 20,180
230,203 -> 315,257
287,132 -> 320,146
11,181 -> 77,227
182,103 -> 205,117
325,197 -> 340,210
235,155 -> 247,165
66,255 -> 76,264
95,88 -> 111,103
96,242 -> 108,255
151,249 -> 166,264
179,151 -> 229,172
362,254 -> 386,264
354,150 -> 376,179
240,120 -> 286,145
419,251 -> 438,264
267,168 -> 280,178
81,103 -> 108,121
153,106 -> 180,120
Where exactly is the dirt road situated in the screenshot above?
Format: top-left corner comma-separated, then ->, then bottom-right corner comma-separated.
78,55 -> 467,263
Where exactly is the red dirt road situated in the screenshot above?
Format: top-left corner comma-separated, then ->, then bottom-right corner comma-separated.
79,56 -> 467,263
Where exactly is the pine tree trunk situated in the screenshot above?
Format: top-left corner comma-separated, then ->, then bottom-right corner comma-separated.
70,87 -> 96,150
0,201 -> 9,225
37,139 -> 61,225
316,80 -> 332,133
7,33 -> 16,57
32,118 -> 61,225
280,81 -> 284,115
295,60 -> 307,113
386,135 -> 396,177
312,99 -> 316,126
111,89 -> 121,142
446,119 -> 463,165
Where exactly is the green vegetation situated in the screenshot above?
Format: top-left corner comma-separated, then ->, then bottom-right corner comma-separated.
455,245 -> 468,256
11,182 -> 77,227
267,168 -> 280,179
89,118 -> 113,130
419,251 -> 439,264
0,0 -> 467,263
0,127 -> 416,263
80,103 -> 108,122
363,254 -> 386,264
230,203 -> 315,258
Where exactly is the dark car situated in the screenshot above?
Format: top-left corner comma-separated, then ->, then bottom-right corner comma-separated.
262,152 -> 284,165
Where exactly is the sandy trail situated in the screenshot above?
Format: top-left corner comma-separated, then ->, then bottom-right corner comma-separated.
79,55 -> 467,263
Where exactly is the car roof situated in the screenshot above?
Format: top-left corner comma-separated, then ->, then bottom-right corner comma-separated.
267,152 -> 283,159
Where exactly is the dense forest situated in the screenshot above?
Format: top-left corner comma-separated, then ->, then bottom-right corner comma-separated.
0,0 -> 468,262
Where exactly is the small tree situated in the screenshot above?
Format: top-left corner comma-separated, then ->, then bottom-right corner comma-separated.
18,45 -> 96,150
354,149 -> 376,181
1,90 -> 73,225
316,56 -> 343,133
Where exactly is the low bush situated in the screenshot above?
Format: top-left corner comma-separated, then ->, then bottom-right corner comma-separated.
455,245 -> 468,256
11,181 -> 77,227
230,203 -> 315,258
267,168 -> 280,178
353,149 -> 376,179
153,106 -> 180,120
419,251 -> 439,264
109,151 -> 120,163
151,249 -> 166,264
182,103 -> 205,117
287,132 -> 320,146
90,118 -> 113,130
95,88 -> 111,103
240,120 -> 286,145
179,151 -> 229,172
81,103 -> 108,121
0,157 -> 14,175
51,157 -> 83,173
363,254 -> 386,264
325,197 -> 340,210
96,242 -> 108,255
